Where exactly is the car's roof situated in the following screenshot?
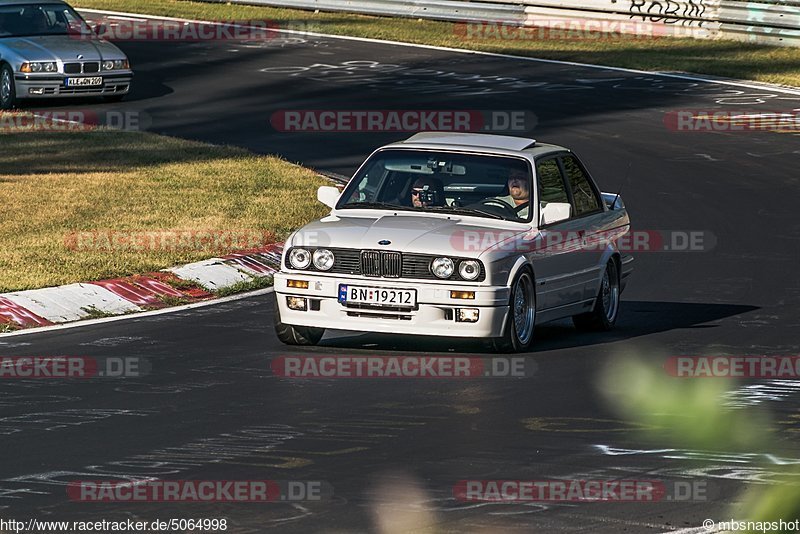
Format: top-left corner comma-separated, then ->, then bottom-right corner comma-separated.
388,132 -> 569,159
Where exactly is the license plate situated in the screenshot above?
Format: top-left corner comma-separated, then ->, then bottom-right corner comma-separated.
65,77 -> 103,87
338,284 -> 416,307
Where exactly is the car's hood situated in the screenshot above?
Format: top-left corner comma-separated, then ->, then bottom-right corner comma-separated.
290,213 -> 530,256
1,35 -> 124,61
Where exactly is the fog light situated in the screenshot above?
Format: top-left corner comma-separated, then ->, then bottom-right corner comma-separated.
455,308 -> 479,323
28,88 -> 45,95
287,296 -> 307,311
287,279 -> 309,289
450,290 -> 475,300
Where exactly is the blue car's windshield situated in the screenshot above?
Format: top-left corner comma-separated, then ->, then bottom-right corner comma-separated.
338,149 -> 534,222
0,3 -> 92,38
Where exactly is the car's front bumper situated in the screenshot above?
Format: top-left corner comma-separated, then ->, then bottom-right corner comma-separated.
14,72 -> 133,98
274,272 -> 510,338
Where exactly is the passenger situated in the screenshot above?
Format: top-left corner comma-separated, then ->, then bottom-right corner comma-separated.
409,176 -> 444,208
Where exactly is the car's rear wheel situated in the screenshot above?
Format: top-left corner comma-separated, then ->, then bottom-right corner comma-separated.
573,258 -> 620,331
273,297 -> 324,346
492,267 -> 536,353
1,65 -> 19,110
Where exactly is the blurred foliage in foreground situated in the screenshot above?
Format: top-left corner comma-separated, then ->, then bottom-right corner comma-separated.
599,351 -> 800,531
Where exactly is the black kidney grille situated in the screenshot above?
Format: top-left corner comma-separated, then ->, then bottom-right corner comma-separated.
360,251 -> 381,277
63,62 -> 100,74
380,252 -> 401,278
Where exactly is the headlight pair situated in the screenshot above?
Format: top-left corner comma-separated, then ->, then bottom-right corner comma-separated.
21,62 -> 57,73
431,257 -> 481,280
289,248 -> 335,271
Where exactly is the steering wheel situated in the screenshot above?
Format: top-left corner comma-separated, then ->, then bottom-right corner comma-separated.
475,198 -> 529,219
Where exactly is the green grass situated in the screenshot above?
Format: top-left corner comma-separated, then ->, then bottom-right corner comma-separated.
157,295 -> 192,306
80,305 -> 118,318
74,0 -> 800,87
0,129 -> 329,292
213,275 -> 274,297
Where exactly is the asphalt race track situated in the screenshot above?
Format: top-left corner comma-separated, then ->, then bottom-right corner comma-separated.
4,13 -> 800,532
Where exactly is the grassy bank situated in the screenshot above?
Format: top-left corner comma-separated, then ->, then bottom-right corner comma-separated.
0,129 -> 328,291
75,0 -> 800,87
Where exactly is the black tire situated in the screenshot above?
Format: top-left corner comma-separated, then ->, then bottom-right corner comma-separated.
492,267 -> 536,353
273,297 -> 324,346
1,65 -> 19,110
573,258 -> 620,332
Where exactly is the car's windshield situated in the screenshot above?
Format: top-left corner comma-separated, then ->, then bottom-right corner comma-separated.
338,149 -> 534,222
0,3 -> 91,38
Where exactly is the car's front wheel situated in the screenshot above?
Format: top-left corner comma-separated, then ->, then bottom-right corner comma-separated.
0,65 -> 19,110
492,267 -> 536,353
273,297 -> 325,346
573,258 -> 620,331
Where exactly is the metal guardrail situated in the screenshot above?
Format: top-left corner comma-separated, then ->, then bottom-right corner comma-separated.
207,0 -> 800,46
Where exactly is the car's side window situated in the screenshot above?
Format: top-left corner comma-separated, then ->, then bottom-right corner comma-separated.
561,155 -> 601,217
347,170 -> 380,203
536,158 -> 569,206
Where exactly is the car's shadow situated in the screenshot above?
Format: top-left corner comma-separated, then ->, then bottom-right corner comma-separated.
313,300 -> 758,354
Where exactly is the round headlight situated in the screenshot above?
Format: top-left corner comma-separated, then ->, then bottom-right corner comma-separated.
114,59 -> 129,70
288,248 -> 311,269
44,62 -> 57,72
458,260 -> 480,281
431,257 -> 454,279
102,60 -> 115,71
30,63 -> 42,73
312,248 -> 335,270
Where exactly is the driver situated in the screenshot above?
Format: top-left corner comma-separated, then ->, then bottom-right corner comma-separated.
494,170 -> 530,218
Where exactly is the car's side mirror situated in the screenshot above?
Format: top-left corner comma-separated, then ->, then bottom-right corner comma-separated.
601,192 -> 625,210
317,186 -> 340,209
90,22 -> 107,36
539,202 -> 571,225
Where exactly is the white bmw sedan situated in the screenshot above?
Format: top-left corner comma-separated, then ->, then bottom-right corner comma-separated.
274,132 -> 633,352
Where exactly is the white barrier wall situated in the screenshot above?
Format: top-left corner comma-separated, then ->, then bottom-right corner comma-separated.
207,0 -> 800,46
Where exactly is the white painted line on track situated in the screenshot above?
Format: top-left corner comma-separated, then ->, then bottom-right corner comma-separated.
78,7 -> 800,95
